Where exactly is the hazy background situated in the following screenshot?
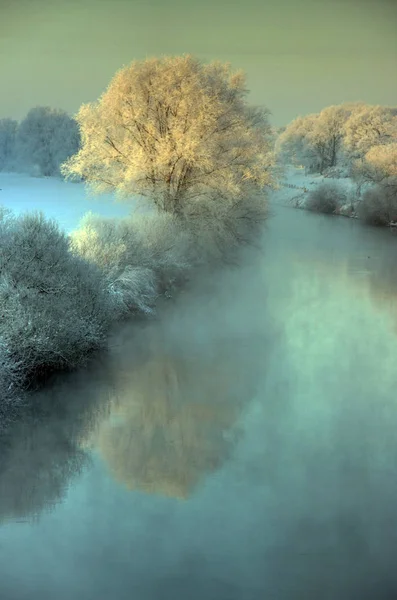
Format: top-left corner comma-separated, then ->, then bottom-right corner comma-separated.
0,0 -> 396,127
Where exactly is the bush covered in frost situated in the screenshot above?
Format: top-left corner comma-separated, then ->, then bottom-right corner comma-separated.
304,181 -> 346,214
0,207 -> 112,393
0,343 -> 26,431
356,184 -> 397,226
323,166 -> 350,179
69,211 -> 195,312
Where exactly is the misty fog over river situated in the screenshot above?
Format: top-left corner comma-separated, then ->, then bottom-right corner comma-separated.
1,203 -> 397,600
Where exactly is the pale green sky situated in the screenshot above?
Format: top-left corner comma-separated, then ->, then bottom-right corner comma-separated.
0,0 -> 396,126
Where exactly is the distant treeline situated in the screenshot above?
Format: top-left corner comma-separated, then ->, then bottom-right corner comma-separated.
276,103 -> 397,224
275,103 -> 397,184
0,107 -> 81,178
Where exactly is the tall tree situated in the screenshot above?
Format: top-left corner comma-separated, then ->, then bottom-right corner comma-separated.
61,55 -> 276,219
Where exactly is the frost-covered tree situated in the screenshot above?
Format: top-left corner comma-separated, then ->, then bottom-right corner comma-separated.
0,118 -> 18,171
364,143 -> 397,181
310,104 -> 357,171
0,207 -> 112,390
15,106 -> 80,177
342,105 -> 397,161
277,103 -> 362,174
276,114 -> 322,172
351,143 -> 397,188
304,181 -> 347,214
351,142 -> 397,221
61,54 -> 276,226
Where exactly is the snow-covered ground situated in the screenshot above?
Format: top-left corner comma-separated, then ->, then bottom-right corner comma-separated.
269,165 -> 358,210
0,172 -> 139,234
0,167 -> 362,235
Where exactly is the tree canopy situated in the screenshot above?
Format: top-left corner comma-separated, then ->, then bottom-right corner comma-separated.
61,55 -> 276,217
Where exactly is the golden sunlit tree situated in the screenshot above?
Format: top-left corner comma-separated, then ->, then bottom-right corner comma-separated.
61,55 -> 276,251
342,105 -> 397,161
354,142 -> 397,225
276,103 -> 365,174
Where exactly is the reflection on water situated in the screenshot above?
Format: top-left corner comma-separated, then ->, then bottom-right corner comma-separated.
89,337 -> 258,499
1,205 -> 397,599
0,305 -> 266,521
0,357 -> 115,524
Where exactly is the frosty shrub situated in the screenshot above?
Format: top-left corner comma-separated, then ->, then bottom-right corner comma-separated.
0,207 -> 112,390
323,166 -> 350,179
352,142 -> 397,225
304,181 -> 346,214
105,266 -> 158,319
70,211 -> 195,310
356,185 -> 397,226
129,212 -> 196,289
0,343 -> 26,431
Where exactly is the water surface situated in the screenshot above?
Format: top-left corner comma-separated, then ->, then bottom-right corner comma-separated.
1,204 -> 397,599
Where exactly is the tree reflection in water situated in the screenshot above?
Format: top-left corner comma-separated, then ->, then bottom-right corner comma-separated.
89,326 -> 262,499
0,319 -> 264,520
0,266 -> 269,518
0,354 -> 115,524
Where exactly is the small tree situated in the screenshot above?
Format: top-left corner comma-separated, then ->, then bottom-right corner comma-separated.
15,106 -> 80,177
61,55 -> 276,230
0,118 -> 18,171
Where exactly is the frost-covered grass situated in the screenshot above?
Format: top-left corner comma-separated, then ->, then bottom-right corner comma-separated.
269,165 -> 359,210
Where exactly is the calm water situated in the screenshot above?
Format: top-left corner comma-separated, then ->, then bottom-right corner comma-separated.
1,204 -> 397,599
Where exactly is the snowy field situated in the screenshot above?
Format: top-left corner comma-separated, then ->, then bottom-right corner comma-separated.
269,165 -> 358,208
0,172 -> 137,234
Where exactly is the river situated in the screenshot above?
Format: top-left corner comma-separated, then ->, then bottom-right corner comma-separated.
1,203 -> 397,599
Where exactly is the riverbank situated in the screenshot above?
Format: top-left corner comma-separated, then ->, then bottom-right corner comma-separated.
268,165 -> 397,227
